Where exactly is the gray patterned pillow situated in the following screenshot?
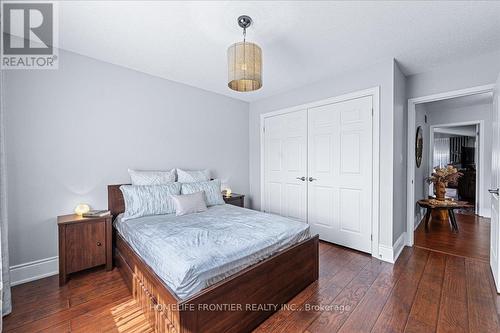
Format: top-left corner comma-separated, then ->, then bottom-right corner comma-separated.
128,169 -> 176,185
120,183 -> 181,221
176,169 -> 210,183
181,179 -> 224,206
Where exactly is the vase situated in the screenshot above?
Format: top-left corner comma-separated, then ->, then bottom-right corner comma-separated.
434,181 -> 446,201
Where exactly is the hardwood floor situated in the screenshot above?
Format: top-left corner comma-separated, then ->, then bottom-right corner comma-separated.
2,267 -> 153,333
4,241 -> 500,332
414,213 -> 490,262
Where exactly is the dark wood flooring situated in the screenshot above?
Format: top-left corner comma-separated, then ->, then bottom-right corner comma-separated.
2,267 -> 152,333
415,213 -> 490,262
4,222 -> 500,332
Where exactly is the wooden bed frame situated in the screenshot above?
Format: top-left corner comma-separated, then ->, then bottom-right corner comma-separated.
108,184 -> 319,333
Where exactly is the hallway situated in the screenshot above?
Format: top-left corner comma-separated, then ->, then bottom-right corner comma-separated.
414,213 -> 490,262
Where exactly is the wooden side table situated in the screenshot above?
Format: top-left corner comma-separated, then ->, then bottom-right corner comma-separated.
223,193 -> 245,208
417,199 -> 473,232
57,214 -> 112,285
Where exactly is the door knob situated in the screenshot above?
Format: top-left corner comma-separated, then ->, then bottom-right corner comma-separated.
308,177 -> 317,182
489,188 -> 500,195
97,241 -> 102,247
296,176 -> 306,181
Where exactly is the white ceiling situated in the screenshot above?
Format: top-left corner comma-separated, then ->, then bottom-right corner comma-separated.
53,1 -> 500,102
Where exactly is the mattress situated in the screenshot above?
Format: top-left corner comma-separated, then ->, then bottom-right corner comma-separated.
114,204 -> 310,300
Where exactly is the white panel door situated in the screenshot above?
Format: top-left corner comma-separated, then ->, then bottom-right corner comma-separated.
263,110 -> 308,222
308,96 -> 373,253
490,72 -> 500,292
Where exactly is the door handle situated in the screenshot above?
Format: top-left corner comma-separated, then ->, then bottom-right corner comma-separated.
308,177 -> 317,182
296,176 -> 306,181
489,188 -> 500,195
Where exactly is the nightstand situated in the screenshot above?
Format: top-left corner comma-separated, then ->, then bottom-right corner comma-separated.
57,214 -> 112,286
223,193 -> 245,208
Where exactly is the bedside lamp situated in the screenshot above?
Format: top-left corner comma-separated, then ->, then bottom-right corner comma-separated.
225,188 -> 232,197
74,203 -> 90,216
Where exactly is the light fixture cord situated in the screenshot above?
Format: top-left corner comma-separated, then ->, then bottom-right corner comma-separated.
243,27 -> 246,43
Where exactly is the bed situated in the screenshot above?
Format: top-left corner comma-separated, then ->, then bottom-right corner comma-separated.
108,184 -> 319,333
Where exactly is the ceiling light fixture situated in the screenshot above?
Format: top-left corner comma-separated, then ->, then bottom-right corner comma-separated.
227,15 -> 262,92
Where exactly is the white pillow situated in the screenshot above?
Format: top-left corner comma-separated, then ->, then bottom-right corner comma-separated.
128,169 -> 176,185
176,169 -> 210,183
181,179 -> 225,206
171,192 -> 208,216
120,184 -> 181,221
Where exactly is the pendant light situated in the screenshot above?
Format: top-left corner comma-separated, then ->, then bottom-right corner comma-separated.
227,15 -> 262,92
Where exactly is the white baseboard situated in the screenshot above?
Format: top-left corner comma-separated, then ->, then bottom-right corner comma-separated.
10,256 -> 59,286
414,215 -> 423,230
414,207 -> 426,231
393,232 -> 406,261
378,232 -> 407,264
479,207 -> 491,219
378,244 -> 394,263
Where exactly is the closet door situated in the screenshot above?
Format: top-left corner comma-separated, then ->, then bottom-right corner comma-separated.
308,96 -> 373,253
263,110 -> 308,222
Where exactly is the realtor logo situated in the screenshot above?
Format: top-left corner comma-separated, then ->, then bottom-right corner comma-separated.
1,1 -> 58,69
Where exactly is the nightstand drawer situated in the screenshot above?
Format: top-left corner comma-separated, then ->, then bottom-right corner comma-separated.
223,194 -> 245,208
65,220 -> 106,273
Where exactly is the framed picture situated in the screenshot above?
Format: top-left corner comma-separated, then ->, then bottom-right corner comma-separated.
415,126 -> 423,168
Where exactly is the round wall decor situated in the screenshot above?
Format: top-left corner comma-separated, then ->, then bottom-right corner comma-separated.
415,126 -> 423,168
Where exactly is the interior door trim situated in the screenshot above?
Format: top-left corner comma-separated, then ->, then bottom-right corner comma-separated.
260,86 -> 380,258
406,84 -> 495,247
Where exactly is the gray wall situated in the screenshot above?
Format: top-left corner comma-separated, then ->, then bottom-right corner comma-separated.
407,50 -> 500,99
4,50 -> 249,267
248,59 -> 395,248
392,61 -> 407,242
6,46 -> 498,271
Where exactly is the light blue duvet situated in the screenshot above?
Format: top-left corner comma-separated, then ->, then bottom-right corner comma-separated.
115,204 -> 310,300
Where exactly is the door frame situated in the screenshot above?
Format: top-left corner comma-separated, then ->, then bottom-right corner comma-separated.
406,84 -> 494,246
428,120 -> 484,216
260,86 -> 380,256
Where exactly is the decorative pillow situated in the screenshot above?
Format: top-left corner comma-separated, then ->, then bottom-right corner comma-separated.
171,192 -> 208,216
181,179 -> 225,206
176,169 -> 210,183
128,169 -> 176,185
120,183 -> 181,221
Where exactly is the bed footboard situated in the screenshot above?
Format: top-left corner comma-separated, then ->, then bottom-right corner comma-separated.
115,238 -> 181,332
115,233 -> 319,333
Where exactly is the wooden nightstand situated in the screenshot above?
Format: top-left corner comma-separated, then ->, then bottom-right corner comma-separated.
57,214 -> 112,286
223,193 -> 245,208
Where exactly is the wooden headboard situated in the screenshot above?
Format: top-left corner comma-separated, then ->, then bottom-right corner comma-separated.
108,184 -> 129,219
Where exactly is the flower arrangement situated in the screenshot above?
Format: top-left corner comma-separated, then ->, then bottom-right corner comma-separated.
427,165 -> 463,185
426,165 -> 463,200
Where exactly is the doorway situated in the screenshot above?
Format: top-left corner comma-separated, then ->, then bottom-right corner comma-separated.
407,86 -> 494,262
430,122 -> 481,214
